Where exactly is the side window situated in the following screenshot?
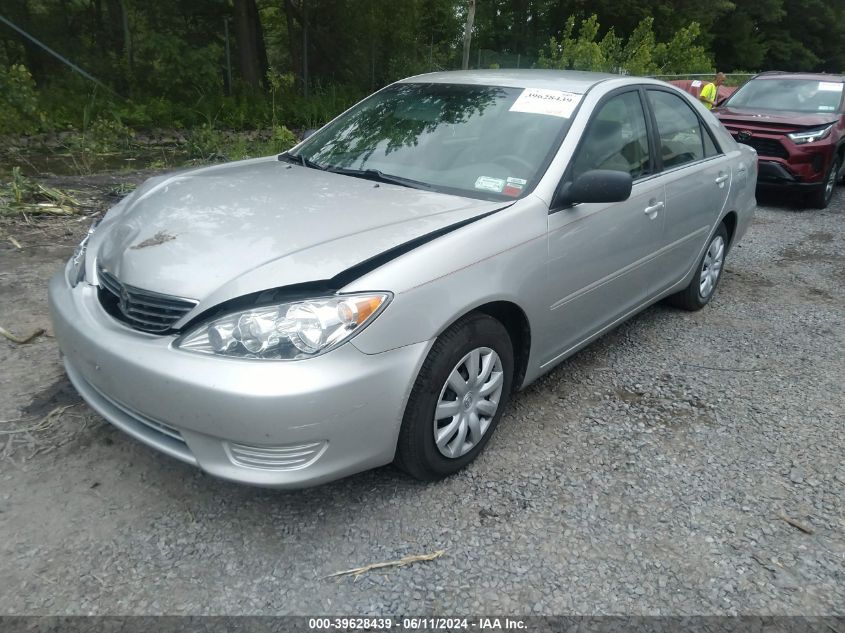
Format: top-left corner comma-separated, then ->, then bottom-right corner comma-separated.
647,90 -> 711,168
570,91 -> 651,181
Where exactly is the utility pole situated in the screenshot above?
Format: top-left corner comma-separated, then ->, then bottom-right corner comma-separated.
461,0 -> 476,71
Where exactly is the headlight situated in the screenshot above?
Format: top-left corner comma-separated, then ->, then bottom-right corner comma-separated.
68,219 -> 100,287
788,124 -> 833,145
177,293 -> 391,360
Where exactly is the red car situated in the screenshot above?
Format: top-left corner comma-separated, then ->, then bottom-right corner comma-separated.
668,79 -> 737,105
713,72 -> 845,208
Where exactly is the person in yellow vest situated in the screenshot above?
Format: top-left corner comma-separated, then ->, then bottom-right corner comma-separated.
699,72 -> 726,110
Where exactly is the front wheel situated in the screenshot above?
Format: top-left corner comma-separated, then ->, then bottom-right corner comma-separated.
666,223 -> 728,311
808,156 -> 840,209
395,312 -> 514,481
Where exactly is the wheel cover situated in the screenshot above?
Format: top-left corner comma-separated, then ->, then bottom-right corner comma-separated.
433,347 -> 504,458
699,235 -> 725,299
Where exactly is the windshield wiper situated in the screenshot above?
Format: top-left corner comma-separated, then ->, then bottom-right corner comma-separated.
327,167 -> 434,191
278,151 -> 326,171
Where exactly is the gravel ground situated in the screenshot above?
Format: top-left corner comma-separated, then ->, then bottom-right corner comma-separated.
0,177 -> 843,616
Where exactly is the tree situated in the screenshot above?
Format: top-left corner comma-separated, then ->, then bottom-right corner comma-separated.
461,0 -> 476,70
538,14 -> 714,75
233,0 -> 268,88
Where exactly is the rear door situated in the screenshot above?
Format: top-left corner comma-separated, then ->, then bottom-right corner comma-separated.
645,89 -> 731,294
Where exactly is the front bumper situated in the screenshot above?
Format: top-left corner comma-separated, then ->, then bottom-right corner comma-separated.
48,270 -> 430,488
756,160 -> 827,189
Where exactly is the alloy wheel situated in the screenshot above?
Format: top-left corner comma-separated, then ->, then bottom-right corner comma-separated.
699,235 -> 725,299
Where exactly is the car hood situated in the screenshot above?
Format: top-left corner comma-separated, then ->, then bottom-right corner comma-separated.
94,157 -> 507,303
715,106 -> 840,129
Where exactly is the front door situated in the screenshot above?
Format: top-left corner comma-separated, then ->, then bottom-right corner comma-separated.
543,88 -> 664,367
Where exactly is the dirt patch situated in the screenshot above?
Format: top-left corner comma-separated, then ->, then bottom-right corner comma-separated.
806,231 -> 834,244
778,245 -> 845,264
21,377 -> 82,419
131,231 -> 176,250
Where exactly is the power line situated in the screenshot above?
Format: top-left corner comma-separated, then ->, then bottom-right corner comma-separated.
0,13 -> 118,96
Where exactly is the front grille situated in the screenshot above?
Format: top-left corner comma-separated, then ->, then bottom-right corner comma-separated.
732,135 -> 789,159
225,441 -> 328,471
97,263 -> 197,333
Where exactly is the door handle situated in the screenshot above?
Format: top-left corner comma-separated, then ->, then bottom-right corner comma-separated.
643,201 -> 664,217
715,174 -> 729,185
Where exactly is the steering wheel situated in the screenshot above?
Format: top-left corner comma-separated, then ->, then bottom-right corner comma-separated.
493,154 -> 533,173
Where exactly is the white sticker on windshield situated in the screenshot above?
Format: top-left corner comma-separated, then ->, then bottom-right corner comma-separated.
475,176 -> 505,193
509,88 -> 582,118
818,81 -> 843,92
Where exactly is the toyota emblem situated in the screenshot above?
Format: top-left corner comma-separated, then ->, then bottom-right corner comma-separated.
737,130 -> 752,142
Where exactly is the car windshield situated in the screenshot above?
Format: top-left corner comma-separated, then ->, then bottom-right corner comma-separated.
726,78 -> 844,113
293,82 -> 577,200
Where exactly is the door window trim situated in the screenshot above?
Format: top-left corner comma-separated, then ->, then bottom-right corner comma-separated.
551,85 -> 657,213
644,86 -> 726,176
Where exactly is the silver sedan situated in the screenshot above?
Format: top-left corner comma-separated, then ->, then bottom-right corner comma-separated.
49,70 -> 757,488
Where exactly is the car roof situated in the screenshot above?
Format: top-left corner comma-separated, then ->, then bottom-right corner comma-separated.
396,69 -> 620,94
753,71 -> 845,83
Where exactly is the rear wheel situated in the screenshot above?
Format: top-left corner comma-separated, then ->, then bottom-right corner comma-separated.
808,156 -> 840,209
395,312 -> 513,481
666,223 -> 728,311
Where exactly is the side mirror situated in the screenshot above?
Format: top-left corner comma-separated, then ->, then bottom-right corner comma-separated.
555,169 -> 633,208
300,128 -> 318,141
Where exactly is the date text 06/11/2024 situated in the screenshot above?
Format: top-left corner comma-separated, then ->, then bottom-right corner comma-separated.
307,617 -> 528,631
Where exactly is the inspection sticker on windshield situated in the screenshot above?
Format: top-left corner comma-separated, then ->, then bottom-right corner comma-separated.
475,176 -> 505,193
503,176 -> 526,197
818,81 -> 843,92
509,88 -> 582,118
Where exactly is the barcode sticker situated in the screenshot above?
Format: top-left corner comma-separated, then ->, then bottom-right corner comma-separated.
509,89 -> 582,118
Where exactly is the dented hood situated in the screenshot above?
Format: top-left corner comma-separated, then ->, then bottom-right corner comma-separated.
93,157 -> 505,304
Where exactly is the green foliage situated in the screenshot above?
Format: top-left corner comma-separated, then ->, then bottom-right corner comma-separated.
0,166 -> 81,216
538,14 -> 713,75
653,22 -> 714,74
1,0 -> 841,154
270,125 -> 297,153
186,124 -> 226,161
84,118 -> 136,153
0,64 -> 44,134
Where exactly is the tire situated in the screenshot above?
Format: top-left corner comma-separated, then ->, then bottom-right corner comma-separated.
395,312 -> 514,481
808,156 -> 840,209
666,223 -> 729,311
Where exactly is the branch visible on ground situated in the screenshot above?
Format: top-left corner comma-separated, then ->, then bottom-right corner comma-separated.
681,362 -> 769,372
779,514 -> 814,535
0,325 -> 45,345
324,550 -> 446,579
0,405 -> 74,436
7,236 -> 22,249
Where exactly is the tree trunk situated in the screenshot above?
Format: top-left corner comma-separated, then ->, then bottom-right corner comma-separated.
462,0 -> 476,70
283,0 -> 302,86
233,0 -> 268,89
